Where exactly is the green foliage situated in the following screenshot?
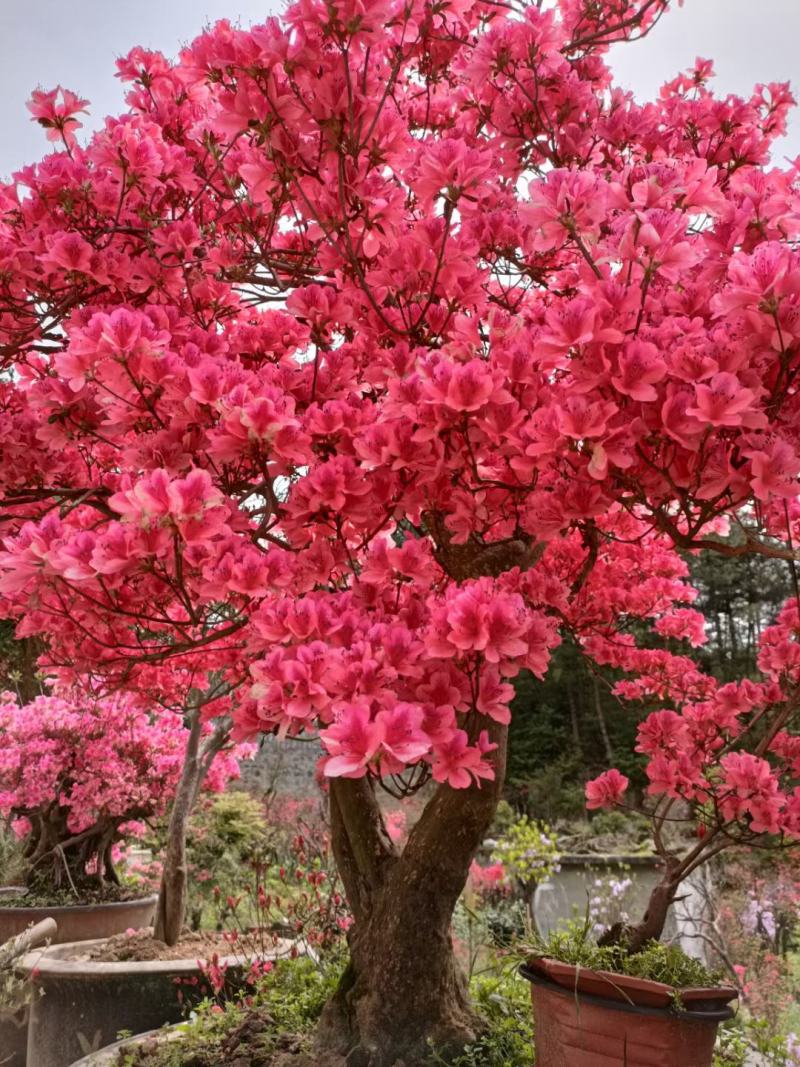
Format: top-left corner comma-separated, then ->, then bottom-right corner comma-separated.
256,954 -> 346,1033
522,919 -> 722,989
0,821 -> 25,887
429,965 -> 534,1067
113,955 -> 346,1066
178,791 -> 269,928
713,1016 -> 800,1066
588,809 -> 649,842
490,817 -> 560,887
506,645 -> 648,820
690,550 -> 789,683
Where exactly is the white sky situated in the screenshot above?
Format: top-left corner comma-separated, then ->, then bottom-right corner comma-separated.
0,0 -> 798,180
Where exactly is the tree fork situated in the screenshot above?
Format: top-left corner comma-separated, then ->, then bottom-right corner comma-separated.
317,722 -> 508,1066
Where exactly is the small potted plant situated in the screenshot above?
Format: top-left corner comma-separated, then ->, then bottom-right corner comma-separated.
519,607 -> 800,1067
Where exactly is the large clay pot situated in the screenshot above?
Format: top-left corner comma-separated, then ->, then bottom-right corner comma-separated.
520,958 -> 737,1067
0,892 -> 157,946
19,937 -> 294,1067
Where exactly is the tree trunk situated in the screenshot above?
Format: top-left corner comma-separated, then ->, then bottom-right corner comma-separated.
153,709 -> 203,946
591,673 -> 615,765
600,861 -> 681,955
626,874 -> 680,954
153,708 -> 232,945
316,721 -> 507,1067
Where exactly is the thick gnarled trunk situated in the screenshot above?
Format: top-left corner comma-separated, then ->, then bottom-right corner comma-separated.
317,722 -> 507,1067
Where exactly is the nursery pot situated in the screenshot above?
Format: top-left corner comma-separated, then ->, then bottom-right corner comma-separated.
0,892 -> 157,945
18,936 -> 295,1067
520,958 -> 737,1067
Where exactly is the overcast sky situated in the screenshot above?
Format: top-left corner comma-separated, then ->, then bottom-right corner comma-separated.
0,0 -> 798,180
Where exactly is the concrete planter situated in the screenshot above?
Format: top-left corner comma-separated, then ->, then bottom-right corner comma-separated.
0,892 -> 157,946
0,1002 -> 29,1067
0,891 -> 157,1064
68,1028 -> 181,1066
0,917 -> 58,1067
19,937 -> 293,1067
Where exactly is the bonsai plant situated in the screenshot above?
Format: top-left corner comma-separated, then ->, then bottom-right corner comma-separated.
522,599 -> 800,1066
0,688 -> 245,943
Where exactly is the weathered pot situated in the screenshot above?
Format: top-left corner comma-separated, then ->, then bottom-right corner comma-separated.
0,892 -> 157,945
19,936 -> 294,1067
520,959 -> 737,1067
0,916 -> 59,1067
0,1002 -> 29,1067
67,1027 -> 182,1066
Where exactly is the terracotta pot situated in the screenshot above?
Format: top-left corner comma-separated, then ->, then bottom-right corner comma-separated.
18,936 -> 295,1067
521,959 -> 737,1067
0,891 -> 157,945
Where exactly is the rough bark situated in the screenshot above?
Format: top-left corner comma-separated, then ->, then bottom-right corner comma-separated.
153,709 -> 203,946
317,721 -> 508,1067
153,708 -> 231,945
600,861 -> 681,954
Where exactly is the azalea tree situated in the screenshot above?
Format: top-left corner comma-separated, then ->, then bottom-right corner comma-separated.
0,690 -> 243,895
585,595 -> 800,954
1,0 -> 800,1061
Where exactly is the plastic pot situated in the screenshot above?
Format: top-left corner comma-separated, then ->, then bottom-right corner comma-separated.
18,936 -> 295,1067
520,959 -> 737,1067
0,892 -> 157,945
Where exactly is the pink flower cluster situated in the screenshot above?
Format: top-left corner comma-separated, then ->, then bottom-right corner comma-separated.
0,692 -> 243,840
586,606 -> 800,844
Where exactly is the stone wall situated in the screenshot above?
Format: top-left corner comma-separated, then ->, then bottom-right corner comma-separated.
240,735 -> 320,797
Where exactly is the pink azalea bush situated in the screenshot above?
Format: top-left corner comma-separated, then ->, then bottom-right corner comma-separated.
1,0 -> 800,1055
0,691 -> 244,895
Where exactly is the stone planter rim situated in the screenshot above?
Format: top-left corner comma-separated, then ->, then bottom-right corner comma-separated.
0,892 -> 158,916
556,853 -> 661,867
68,1026 -> 183,1066
17,934 -> 291,978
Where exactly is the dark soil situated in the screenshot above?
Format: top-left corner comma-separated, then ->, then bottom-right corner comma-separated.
79,929 -> 239,963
